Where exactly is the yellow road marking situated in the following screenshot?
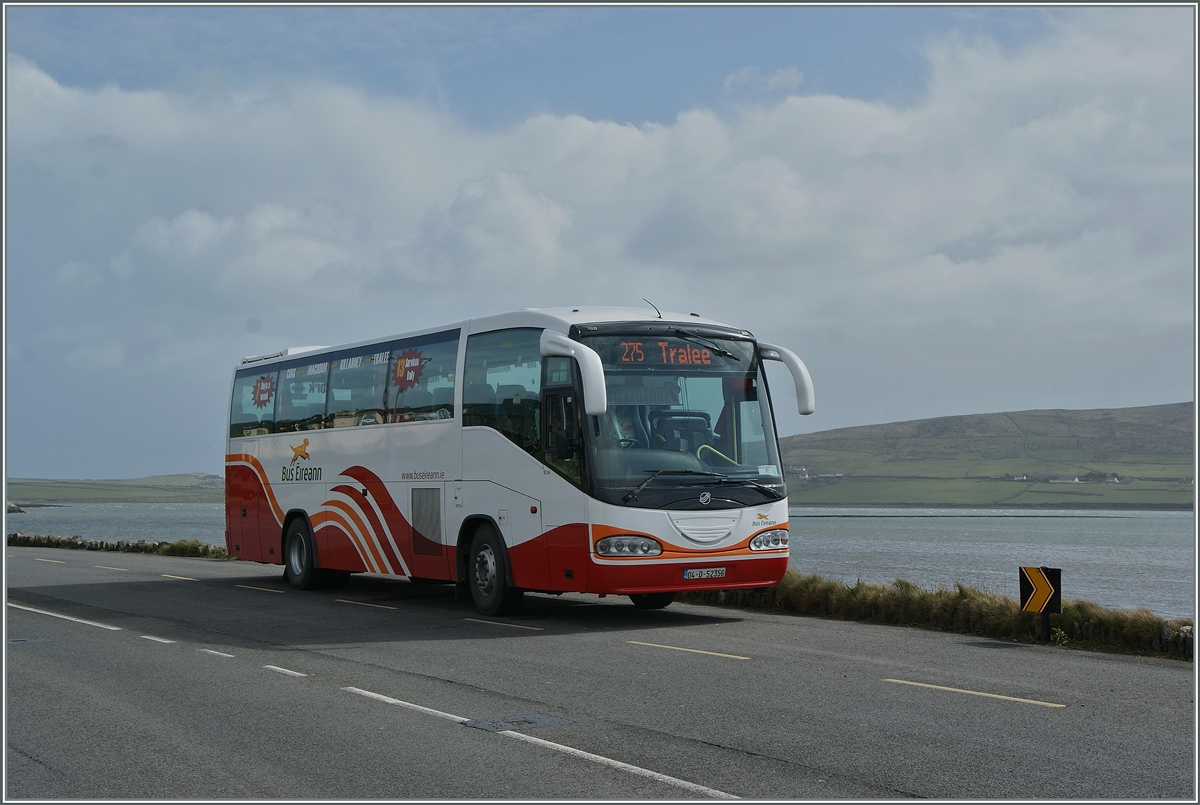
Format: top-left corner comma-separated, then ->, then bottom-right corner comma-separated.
628,640 -> 750,660
236,584 -> 285,594
464,617 -> 544,631
884,678 -> 1066,708
337,599 -> 398,610
161,574 -> 198,581
95,565 -> 128,572
34,558 -> 66,564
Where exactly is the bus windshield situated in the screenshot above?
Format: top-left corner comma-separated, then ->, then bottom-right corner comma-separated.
579,332 -> 784,509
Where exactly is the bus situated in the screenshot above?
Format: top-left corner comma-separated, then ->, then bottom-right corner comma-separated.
225,307 -> 814,615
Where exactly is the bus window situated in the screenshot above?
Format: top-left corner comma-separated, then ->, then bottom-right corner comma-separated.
387,331 -> 460,422
276,359 -> 329,432
463,329 -> 542,455
230,370 -> 278,438
326,347 -> 390,427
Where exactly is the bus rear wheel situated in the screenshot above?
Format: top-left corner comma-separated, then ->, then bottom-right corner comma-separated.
468,524 -> 524,616
285,520 -> 322,591
629,592 -> 676,610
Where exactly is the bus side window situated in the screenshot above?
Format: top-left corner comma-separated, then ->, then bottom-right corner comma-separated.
463,329 -> 542,455
230,370 -> 278,438
276,360 -> 329,432
387,332 -> 460,422
326,347 -> 389,428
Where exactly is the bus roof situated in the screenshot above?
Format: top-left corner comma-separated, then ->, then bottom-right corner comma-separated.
237,306 -> 752,368
467,306 -> 751,336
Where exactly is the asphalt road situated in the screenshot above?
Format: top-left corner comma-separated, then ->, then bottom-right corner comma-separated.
5,546 -> 1195,799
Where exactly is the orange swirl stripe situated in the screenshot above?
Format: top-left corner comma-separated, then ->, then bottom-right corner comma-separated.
329,484 -> 408,576
324,498 -> 391,574
311,508 -> 380,574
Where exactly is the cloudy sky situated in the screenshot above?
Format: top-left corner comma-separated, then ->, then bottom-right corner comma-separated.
4,6 -> 1195,480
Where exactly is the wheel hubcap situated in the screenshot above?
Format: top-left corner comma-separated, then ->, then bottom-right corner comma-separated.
289,537 -> 305,575
473,545 -> 496,596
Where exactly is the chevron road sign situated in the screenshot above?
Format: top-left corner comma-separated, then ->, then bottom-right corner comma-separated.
1020,566 -> 1062,614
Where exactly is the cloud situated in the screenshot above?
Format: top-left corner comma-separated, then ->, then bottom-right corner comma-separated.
724,66 -> 804,94
4,7 -> 1193,476
412,171 -> 573,282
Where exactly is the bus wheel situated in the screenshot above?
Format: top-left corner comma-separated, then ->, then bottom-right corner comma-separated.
469,524 -> 523,616
629,592 -> 676,610
285,520 -> 321,591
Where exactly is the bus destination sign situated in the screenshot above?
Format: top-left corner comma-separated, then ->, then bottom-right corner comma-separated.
587,336 -> 751,370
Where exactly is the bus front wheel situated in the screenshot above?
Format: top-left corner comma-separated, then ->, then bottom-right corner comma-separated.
630,592 -> 676,610
468,524 -> 523,616
285,520 -> 321,591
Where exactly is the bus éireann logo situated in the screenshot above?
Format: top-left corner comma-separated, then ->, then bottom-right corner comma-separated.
699,492 -> 711,505
289,438 -> 311,464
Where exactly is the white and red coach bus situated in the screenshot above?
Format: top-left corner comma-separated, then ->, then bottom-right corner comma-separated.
226,307 -> 814,615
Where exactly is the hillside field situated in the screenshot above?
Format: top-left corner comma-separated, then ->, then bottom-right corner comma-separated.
780,402 -> 1194,509
7,473 -> 224,504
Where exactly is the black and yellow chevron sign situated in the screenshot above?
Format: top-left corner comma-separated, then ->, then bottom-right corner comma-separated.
1020,566 -> 1062,614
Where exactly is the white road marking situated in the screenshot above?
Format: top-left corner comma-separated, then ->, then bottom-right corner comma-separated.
95,565 -> 129,572
33,558 -> 66,564
628,640 -> 750,660
7,602 -> 121,631
264,665 -> 308,677
237,584 -> 285,594
337,599 -> 399,610
344,687 -> 469,723
140,635 -> 175,644
199,649 -> 235,658
161,574 -> 198,581
464,617 -> 543,631
501,728 -> 738,799
341,686 -> 737,798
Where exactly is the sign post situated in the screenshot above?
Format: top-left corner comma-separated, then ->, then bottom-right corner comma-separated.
1019,566 -> 1061,644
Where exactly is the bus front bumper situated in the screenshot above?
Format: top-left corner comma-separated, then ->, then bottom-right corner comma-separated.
587,554 -> 789,596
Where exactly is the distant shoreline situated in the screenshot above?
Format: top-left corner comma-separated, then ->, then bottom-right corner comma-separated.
8,498 -> 1190,512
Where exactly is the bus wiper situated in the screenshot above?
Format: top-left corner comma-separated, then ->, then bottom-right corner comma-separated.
672,328 -> 740,361
711,477 -> 786,500
623,469 -> 726,502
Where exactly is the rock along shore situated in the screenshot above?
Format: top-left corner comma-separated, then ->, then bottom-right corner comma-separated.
6,532 -> 228,558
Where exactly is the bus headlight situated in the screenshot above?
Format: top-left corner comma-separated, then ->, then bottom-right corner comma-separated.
595,535 -> 662,557
749,529 -> 789,551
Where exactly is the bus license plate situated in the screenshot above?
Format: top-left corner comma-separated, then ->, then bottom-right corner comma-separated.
683,567 -> 726,580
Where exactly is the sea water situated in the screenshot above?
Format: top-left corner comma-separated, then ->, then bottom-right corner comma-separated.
5,502 -> 1194,619
790,507 -> 1195,621
6,503 -> 225,549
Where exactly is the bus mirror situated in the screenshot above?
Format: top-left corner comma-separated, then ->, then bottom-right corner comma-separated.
757,342 -> 815,415
539,330 -> 608,416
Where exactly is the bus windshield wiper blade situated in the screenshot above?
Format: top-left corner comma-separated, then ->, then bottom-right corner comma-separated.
671,328 -> 740,361
712,477 -> 785,500
623,469 -> 727,502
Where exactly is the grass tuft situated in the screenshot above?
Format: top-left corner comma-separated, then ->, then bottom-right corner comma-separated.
680,569 -> 1193,659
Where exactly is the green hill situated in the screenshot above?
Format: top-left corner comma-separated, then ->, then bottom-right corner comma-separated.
779,402 -> 1194,508
7,473 -> 224,504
